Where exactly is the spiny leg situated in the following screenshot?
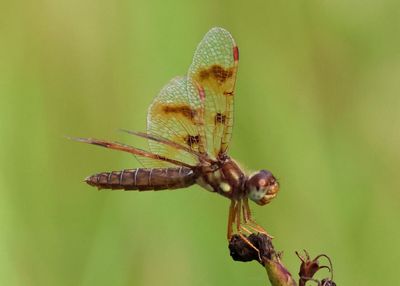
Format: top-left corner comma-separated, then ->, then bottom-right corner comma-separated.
238,203 -> 253,234
239,224 -> 253,235
227,199 -> 262,260
236,200 -> 252,236
242,203 -> 249,223
243,198 -> 264,232
235,200 -> 262,260
243,198 -> 273,238
227,199 -> 237,240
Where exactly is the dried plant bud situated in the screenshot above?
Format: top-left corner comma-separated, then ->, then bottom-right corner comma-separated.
296,250 -> 335,286
229,233 -> 274,264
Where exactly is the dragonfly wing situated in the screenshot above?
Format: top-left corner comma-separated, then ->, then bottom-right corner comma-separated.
187,27 -> 239,159
70,137 -> 194,168
146,76 -> 205,167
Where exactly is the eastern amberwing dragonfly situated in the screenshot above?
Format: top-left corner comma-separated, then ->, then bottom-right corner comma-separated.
74,27 -> 279,245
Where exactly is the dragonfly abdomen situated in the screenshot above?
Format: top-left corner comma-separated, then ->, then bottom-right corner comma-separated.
85,167 -> 197,191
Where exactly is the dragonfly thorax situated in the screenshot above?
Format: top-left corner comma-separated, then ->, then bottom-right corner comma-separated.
196,157 -> 248,200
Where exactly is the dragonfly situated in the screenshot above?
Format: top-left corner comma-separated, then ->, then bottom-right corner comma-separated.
74,27 -> 279,246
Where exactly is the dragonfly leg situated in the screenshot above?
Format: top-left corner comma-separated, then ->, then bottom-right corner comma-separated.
243,198 -> 273,239
227,199 -> 237,240
227,199 -> 266,261
236,200 -> 262,261
239,224 -> 252,235
228,199 -> 254,236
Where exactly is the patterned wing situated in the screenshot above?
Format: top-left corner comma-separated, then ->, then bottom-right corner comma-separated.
187,27 -> 239,159
146,76 -> 204,167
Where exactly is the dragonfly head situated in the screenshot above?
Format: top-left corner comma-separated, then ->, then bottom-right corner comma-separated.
247,170 -> 279,206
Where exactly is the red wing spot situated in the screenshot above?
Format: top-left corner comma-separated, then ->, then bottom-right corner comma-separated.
233,46 -> 239,61
162,105 -> 197,121
197,84 -> 206,100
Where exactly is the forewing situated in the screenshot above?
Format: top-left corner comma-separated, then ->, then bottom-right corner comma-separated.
187,27 -> 239,159
146,76 -> 203,167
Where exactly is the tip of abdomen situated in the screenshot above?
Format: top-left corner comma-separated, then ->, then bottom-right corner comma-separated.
84,175 -> 97,187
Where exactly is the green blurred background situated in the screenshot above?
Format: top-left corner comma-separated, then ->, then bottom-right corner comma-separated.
1,1 -> 399,285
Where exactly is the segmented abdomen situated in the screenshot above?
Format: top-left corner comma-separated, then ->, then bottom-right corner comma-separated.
85,167 -> 197,191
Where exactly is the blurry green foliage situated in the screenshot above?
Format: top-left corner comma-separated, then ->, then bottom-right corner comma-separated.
1,1 -> 399,285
